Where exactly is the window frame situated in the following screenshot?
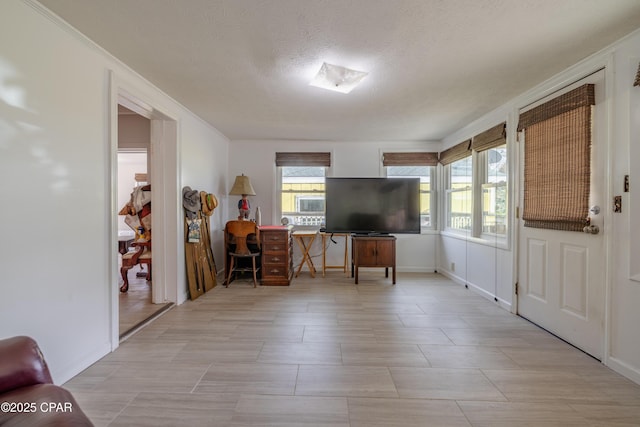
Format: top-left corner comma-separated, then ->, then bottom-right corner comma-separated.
440,123 -> 510,248
477,144 -> 508,239
277,165 -> 328,228
444,155 -> 473,234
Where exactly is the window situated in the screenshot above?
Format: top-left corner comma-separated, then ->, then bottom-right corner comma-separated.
445,156 -> 473,231
281,167 -> 326,226
480,145 -> 507,236
440,123 -> 508,239
276,152 -> 330,227
386,166 -> 434,230
440,140 -> 472,232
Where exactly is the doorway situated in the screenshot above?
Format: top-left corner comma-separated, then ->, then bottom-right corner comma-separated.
516,70 -> 607,359
117,148 -> 157,336
109,80 -> 180,347
117,106 -> 170,337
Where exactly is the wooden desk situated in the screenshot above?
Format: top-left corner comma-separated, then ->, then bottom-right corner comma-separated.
320,232 -> 349,277
292,230 -> 318,278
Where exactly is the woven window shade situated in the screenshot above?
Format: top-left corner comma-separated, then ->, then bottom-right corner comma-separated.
521,99 -> 593,231
518,84 -> 594,130
472,122 -> 506,152
382,152 -> 438,166
634,62 -> 640,87
439,140 -> 471,165
275,152 -> 331,167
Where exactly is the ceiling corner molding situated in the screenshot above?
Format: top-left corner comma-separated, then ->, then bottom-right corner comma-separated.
23,0 -> 115,58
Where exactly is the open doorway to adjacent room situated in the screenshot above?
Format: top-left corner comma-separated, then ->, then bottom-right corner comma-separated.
117,104 -> 172,338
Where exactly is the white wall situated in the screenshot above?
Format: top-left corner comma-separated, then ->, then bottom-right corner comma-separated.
0,0 -> 229,383
228,140 -> 440,272
438,233 -> 514,309
607,31 -> 640,384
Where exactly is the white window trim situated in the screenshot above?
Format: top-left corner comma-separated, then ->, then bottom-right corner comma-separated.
277,165 -> 329,229
443,160 -> 473,236
477,146 -> 508,242
443,151 -> 509,245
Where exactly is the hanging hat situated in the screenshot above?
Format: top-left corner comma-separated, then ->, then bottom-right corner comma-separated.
200,192 -> 218,216
182,186 -> 201,219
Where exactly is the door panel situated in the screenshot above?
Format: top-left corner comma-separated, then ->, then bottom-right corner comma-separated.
560,244 -> 587,319
526,239 -> 547,301
518,71 -> 606,360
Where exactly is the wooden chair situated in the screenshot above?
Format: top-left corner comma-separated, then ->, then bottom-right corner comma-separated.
120,238 -> 151,292
224,220 -> 260,287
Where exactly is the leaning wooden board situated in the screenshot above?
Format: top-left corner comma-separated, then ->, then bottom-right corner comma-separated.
184,211 -> 216,300
200,214 -> 217,292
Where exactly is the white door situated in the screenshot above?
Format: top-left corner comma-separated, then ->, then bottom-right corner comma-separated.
517,71 -> 607,359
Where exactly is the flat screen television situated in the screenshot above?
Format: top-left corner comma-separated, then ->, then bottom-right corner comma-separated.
324,177 -> 421,235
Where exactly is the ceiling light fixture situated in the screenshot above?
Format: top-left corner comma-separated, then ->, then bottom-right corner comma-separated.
309,62 -> 368,94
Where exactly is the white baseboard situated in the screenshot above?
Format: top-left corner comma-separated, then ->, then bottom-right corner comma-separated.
438,268 -> 465,285
438,269 -> 512,312
58,342 -> 111,386
606,356 -> 640,386
396,266 -> 437,273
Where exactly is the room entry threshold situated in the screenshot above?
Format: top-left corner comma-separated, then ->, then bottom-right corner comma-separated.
119,302 -> 174,342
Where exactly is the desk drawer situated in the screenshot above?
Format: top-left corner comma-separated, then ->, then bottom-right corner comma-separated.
262,232 -> 287,243
262,264 -> 288,278
263,253 -> 287,265
263,242 -> 290,253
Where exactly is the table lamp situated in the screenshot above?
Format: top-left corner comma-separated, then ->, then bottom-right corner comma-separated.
229,174 -> 256,220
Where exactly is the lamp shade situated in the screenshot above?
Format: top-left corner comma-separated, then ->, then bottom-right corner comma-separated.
229,174 -> 256,196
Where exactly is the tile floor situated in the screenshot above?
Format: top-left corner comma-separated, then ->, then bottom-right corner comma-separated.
119,265 -> 171,337
66,272 -> 640,426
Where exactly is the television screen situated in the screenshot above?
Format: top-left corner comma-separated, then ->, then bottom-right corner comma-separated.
324,177 -> 421,234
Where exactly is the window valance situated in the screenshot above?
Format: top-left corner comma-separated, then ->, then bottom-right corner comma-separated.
275,152 -> 331,167
439,140 -> 471,165
382,152 -> 438,166
471,122 -> 506,152
518,84 -> 594,131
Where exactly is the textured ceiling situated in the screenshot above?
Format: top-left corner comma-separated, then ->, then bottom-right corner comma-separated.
39,0 -> 640,142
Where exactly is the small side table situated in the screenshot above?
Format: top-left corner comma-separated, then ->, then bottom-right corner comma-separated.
292,230 -> 318,278
351,235 -> 396,284
320,232 -> 349,277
